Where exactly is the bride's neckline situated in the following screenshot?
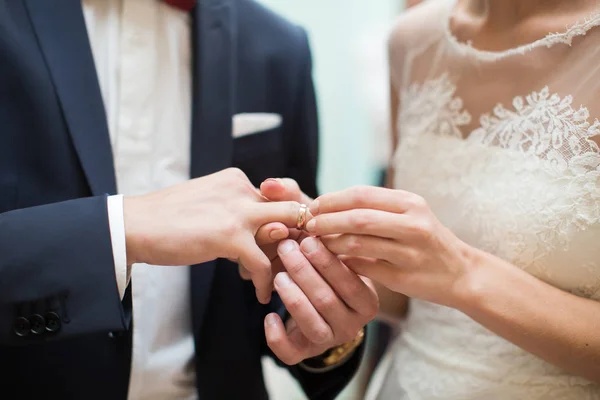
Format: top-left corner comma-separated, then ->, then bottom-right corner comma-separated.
442,0 -> 600,61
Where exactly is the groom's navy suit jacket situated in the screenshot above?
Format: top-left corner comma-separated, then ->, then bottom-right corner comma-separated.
0,0 -> 362,398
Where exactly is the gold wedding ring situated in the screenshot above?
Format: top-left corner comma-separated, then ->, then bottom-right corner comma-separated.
297,204 -> 308,230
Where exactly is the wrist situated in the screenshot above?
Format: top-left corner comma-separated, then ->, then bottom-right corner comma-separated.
450,243 -> 489,313
123,195 -> 147,265
299,328 -> 365,373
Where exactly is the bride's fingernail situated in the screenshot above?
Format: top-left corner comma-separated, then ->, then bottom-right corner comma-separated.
309,200 -> 320,215
305,219 -> 316,233
270,229 -> 287,241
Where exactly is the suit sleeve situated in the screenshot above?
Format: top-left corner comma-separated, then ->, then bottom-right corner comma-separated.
0,195 -> 131,345
264,28 -> 365,400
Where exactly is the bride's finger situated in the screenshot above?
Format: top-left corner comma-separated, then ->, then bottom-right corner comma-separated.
305,209 -> 415,239
320,234 -> 411,264
342,256 -> 409,290
310,186 -> 423,216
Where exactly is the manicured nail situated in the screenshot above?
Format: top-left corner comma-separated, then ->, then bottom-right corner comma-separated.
270,229 -> 287,241
301,237 -> 319,254
310,200 -> 320,215
275,272 -> 293,288
265,313 -> 278,326
305,219 -> 316,233
278,240 -> 297,255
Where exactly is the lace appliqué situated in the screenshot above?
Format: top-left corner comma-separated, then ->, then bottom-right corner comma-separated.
401,75 -> 600,177
397,75 -> 600,299
470,87 -> 600,174
400,74 -> 471,139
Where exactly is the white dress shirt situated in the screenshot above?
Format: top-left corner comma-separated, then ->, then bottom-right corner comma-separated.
82,0 -> 196,398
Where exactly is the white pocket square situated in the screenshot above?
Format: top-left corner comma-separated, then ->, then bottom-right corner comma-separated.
232,113 -> 282,138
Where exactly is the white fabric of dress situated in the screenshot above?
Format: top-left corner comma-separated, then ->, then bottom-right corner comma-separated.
367,1 -> 600,399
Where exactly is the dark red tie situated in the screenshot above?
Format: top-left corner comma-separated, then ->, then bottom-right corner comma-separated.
164,0 -> 196,12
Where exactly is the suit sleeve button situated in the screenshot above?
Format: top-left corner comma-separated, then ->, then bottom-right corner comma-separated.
45,312 -> 61,333
30,314 -> 46,335
14,317 -> 30,337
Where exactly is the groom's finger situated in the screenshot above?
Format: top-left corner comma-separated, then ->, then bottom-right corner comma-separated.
236,234 -> 273,304
252,201 -> 314,229
274,271 -> 334,345
239,258 -> 284,282
300,237 -> 378,318
255,222 -> 289,246
277,239 -> 354,338
264,313 -> 309,365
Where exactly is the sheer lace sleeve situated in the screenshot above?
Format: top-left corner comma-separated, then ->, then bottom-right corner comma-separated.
374,1 -> 600,399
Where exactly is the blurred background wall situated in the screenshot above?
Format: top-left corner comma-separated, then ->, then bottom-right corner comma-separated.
255,0 -> 414,398
257,0 -> 403,194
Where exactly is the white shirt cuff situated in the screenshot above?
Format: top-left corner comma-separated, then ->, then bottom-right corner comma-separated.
107,194 -> 130,299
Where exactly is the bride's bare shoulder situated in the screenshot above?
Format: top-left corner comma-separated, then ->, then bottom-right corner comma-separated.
388,0 -> 449,53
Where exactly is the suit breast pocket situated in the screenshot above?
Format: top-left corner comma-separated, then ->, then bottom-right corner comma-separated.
232,127 -> 283,163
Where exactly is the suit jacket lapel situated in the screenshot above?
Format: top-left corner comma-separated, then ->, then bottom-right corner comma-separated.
24,0 -> 117,196
190,0 -> 236,333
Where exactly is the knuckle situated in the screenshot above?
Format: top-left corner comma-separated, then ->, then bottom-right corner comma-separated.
313,292 -> 337,312
316,258 -> 335,274
349,210 -> 372,230
286,259 -> 307,276
345,280 -> 365,299
311,326 -> 333,345
350,185 -> 370,205
238,266 -> 251,280
345,235 -> 362,255
282,353 -> 301,366
256,258 -> 271,273
223,218 -> 240,238
241,182 -> 258,198
286,295 -> 304,313
406,193 -> 427,210
226,167 -> 247,180
364,299 -> 380,320
413,219 -> 435,240
407,249 -> 425,266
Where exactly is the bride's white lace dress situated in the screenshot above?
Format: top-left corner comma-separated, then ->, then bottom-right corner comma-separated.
366,1 -> 600,399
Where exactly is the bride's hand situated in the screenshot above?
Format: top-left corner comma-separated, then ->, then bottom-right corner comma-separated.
307,186 -> 476,308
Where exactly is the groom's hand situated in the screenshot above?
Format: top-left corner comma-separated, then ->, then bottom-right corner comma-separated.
123,168 -> 304,303
238,178 -> 312,287
265,237 -> 379,366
